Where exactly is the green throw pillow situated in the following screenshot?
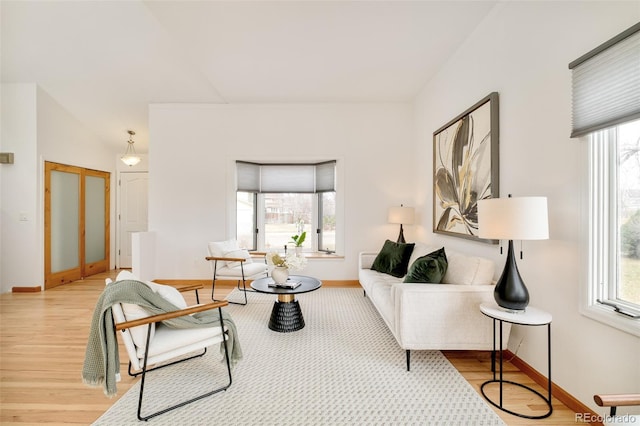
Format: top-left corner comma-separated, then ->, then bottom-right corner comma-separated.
403,247 -> 448,283
371,240 -> 415,278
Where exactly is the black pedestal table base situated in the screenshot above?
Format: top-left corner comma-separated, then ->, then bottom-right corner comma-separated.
268,299 -> 305,332
250,275 -> 322,333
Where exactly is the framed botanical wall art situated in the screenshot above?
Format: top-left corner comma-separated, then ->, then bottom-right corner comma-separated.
433,92 -> 499,242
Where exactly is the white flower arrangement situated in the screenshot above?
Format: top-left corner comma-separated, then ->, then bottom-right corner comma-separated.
265,251 -> 308,271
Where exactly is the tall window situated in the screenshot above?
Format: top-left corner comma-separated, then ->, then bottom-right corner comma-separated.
571,22 -> 640,334
589,120 -> 640,320
236,161 -> 337,253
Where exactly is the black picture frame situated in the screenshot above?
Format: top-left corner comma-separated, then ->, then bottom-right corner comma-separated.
433,92 -> 499,243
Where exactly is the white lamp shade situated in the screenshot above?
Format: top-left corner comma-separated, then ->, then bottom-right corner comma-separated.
388,206 -> 414,225
478,197 -> 549,240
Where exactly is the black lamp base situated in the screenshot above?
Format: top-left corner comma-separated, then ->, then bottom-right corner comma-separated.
494,240 -> 529,312
397,224 -> 406,244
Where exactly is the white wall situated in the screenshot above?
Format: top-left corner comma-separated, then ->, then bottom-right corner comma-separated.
148,103 -> 415,279
0,84 -> 118,293
414,1 -> 640,414
1,84 -> 38,293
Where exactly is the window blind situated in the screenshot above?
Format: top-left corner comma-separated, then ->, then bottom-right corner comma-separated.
236,161 -> 336,193
569,22 -> 640,138
315,161 -> 336,193
236,161 -> 260,192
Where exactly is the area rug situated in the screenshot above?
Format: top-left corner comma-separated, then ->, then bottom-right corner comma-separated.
93,288 -> 505,425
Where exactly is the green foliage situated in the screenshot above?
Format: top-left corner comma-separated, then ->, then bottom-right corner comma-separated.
291,231 -> 306,247
323,215 -> 336,230
621,209 -> 640,259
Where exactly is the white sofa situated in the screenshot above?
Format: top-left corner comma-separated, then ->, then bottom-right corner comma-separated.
359,242 -> 511,370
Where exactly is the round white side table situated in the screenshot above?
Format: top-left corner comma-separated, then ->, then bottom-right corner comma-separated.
479,302 -> 553,419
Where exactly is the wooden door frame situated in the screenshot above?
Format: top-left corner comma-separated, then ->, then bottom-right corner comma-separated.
84,168 -> 111,278
44,162 -> 110,289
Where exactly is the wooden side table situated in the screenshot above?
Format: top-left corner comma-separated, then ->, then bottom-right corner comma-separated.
479,303 -> 553,419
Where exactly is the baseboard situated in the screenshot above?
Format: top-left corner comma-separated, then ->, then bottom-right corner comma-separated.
12,286 -> 41,293
504,350 -> 603,426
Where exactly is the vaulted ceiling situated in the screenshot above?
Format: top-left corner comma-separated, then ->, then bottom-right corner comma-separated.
1,1 -> 498,151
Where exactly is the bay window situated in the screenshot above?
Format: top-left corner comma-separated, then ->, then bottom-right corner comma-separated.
235,161 -> 337,253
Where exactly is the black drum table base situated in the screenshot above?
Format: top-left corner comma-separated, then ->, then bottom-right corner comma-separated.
268,300 -> 305,332
251,275 -> 322,333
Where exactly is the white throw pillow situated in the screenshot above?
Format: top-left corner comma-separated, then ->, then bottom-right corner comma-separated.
145,281 -> 187,309
116,270 -> 138,282
223,248 -> 253,269
208,239 -> 240,267
113,271 -> 188,347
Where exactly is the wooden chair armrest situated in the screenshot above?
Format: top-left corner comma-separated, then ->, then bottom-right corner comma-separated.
249,251 -> 267,257
594,394 -> 640,408
114,301 -> 229,331
174,283 -> 204,293
205,256 -> 247,263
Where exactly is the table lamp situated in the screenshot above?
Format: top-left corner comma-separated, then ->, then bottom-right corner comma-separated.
478,196 -> 549,312
388,205 -> 414,244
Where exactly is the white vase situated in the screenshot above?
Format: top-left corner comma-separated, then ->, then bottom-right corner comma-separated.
272,266 -> 289,284
295,246 -> 302,256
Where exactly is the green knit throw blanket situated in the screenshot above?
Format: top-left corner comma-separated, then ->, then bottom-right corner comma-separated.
82,279 -> 242,397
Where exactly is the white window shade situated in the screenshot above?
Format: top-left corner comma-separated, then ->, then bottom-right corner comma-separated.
315,161 -> 336,193
236,161 -> 336,193
569,23 -> 640,138
261,164 -> 315,193
236,161 -> 260,192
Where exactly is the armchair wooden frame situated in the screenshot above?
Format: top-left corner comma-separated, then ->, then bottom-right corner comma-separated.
113,300 -> 232,421
206,252 -> 267,306
594,393 -> 640,416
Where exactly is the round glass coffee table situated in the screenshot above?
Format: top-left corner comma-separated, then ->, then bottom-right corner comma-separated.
251,275 -> 322,332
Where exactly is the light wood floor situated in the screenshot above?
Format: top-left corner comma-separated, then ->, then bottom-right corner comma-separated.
0,270 -> 584,425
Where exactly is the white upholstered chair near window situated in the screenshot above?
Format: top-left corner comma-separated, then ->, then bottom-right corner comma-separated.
206,239 -> 269,305
104,271 -> 232,421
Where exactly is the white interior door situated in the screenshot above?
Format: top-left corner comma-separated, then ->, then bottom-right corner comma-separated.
118,172 -> 148,268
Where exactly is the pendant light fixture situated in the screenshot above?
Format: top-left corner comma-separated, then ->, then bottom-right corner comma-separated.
121,130 -> 141,166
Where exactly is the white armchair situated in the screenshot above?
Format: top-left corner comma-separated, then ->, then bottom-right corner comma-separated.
103,271 -> 233,421
206,239 -> 269,305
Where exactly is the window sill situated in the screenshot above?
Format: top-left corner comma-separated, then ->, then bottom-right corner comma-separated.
251,251 -> 344,260
302,252 -> 344,259
581,304 -> 640,337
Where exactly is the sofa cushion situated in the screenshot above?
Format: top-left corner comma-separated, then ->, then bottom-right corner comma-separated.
403,247 -> 448,283
407,243 -> 439,269
407,243 -> 494,286
442,251 -> 494,285
371,239 -> 415,278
